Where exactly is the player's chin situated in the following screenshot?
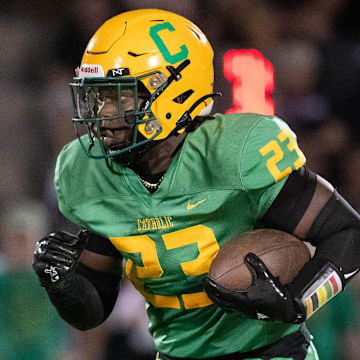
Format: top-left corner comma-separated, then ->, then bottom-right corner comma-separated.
112,150 -> 138,166
108,132 -> 151,166
102,140 -> 132,163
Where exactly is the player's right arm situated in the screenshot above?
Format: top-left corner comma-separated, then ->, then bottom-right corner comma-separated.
33,230 -> 123,330
205,115 -> 360,323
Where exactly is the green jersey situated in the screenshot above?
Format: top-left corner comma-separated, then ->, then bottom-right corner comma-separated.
55,113 -> 306,358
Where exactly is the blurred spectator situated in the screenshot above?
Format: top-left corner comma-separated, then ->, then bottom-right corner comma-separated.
0,198 -> 68,359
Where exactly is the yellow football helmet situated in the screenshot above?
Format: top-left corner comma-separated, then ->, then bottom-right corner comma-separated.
70,8 -> 216,159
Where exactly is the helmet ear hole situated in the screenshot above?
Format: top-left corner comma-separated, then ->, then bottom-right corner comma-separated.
173,89 -> 194,104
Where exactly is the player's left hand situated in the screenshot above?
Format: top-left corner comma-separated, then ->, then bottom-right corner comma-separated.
204,253 -> 306,323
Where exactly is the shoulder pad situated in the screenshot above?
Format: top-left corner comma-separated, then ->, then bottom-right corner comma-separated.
240,116 -> 305,190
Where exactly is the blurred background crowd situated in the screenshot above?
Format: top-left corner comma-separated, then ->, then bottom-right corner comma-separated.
1,0 -> 360,359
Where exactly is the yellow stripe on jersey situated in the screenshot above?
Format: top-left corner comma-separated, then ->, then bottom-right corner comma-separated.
182,292 -> 213,309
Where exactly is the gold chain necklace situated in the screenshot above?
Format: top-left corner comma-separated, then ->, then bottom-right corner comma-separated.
138,174 -> 165,189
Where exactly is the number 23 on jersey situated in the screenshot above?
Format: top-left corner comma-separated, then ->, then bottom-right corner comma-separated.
110,225 -> 220,310
259,128 -> 305,182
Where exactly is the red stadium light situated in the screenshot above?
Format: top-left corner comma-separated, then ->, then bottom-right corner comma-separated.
223,49 -> 275,115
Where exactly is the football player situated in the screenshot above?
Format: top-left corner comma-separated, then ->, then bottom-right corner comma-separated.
33,9 -> 360,360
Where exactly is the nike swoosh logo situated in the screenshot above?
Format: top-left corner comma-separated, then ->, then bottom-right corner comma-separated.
186,198 -> 207,210
344,269 -> 359,279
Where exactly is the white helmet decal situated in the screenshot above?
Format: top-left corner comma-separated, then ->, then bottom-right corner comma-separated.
79,64 -> 105,78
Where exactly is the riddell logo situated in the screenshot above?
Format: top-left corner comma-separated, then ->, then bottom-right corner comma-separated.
81,66 -> 98,73
79,64 -> 105,78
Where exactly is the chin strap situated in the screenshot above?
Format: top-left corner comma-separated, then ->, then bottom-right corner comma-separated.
164,59 -> 223,135
169,92 -> 223,136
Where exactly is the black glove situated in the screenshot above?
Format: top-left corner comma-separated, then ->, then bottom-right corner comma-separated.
204,252 -> 305,323
33,230 -> 89,291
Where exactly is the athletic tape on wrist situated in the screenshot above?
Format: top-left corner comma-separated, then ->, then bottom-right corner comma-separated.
300,262 -> 342,319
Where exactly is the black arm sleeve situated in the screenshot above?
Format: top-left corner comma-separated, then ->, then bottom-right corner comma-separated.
46,263 -> 122,330
261,167 -> 317,233
290,190 -> 360,292
262,167 -> 360,293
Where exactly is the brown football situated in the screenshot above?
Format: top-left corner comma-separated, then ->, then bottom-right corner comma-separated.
208,229 -> 311,291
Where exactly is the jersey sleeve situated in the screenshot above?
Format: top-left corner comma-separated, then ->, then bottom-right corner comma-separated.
54,149 -> 84,227
239,116 -> 306,219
